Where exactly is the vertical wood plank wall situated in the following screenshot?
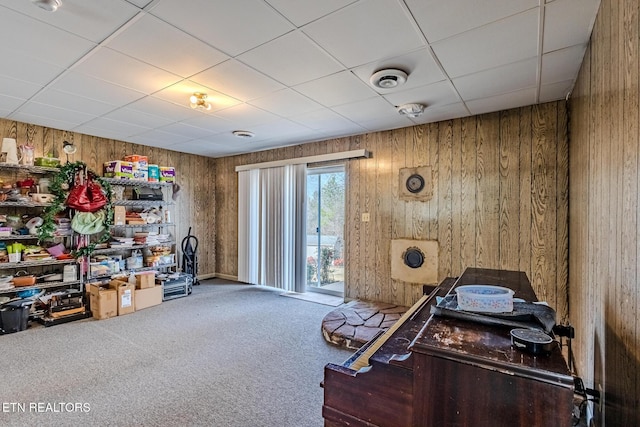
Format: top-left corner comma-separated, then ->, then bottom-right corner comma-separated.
0,118 -> 216,277
569,0 -> 639,424
215,102 -> 569,319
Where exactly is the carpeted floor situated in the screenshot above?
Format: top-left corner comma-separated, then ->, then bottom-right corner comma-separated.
0,279 -> 354,427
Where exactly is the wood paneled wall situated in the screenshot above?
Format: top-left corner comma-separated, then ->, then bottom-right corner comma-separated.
0,118 -> 216,276
215,102 -> 568,319
569,0 -> 640,424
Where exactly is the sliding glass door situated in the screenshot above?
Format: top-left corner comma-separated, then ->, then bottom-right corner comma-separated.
306,165 -> 345,296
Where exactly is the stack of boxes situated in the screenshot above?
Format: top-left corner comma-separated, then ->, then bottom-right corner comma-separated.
87,272 -> 162,320
103,154 -> 175,183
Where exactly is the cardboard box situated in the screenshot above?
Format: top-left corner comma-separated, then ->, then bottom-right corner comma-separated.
103,161 -> 134,179
135,285 -> 162,310
109,280 -> 135,315
114,205 -> 126,226
135,271 -> 155,289
88,283 -> 117,320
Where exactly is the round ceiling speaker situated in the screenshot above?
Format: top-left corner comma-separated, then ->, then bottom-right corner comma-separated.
31,0 -> 61,12
370,69 -> 408,89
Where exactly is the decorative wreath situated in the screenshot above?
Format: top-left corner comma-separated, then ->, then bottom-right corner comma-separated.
38,161 -> 113,258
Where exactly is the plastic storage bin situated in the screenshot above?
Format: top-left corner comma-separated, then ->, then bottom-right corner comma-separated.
0,301 -> 30,334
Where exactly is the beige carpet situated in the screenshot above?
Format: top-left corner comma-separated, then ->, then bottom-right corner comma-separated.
280,291 -> 344,306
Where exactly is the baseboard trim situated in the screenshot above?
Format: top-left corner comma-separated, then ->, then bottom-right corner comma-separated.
212,273 -> 239,282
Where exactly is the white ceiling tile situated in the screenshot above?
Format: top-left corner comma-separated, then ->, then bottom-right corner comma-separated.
290,109 -> 364,133
406,0 -> 538,42
0,46 -> 66,86
103,108 -> 176,129
453,58 -> 538,101
356,113 -> 416,132
178,115 -> 237,134
331,96 -> 398,124
190,59 -> 285,102
466,88 -> 537,115
539,79 -> 574,102
238,31 -> 343,86
52,72 -> 146,106
302,0 -> 426,68
351,48 -> 446,94
165,139 -> 226,156
125,0 -> 153,8
149,0 -> 294,56
76,117 -> 151,138
383,80 -> 461,109
158,122 -> 219,139
129,129 -> 192,145
212,104 -> 281,128
249,89 -> 323,117
414,102 -> 470,124
12,112 -> 82,132
252,118 -> 312,135
543,0 -> 600,53
0,6 -> 95,67
127,96 -> 195,121
0,0 -> 140,43
265,0 -> 358,26
293,71 -> 377,107
15,102 -> 95,127
31,89 -> 117,116
432,8 -> 540,78
72,48 -> 182,94
0,76 -> 43,100
541,44 -> 587,85
0,95 -> 27,112
106,14 -> 229,78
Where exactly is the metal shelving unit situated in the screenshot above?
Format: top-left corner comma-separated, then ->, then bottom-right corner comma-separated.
110,223 -> 174,229
0,162 -> 59,174
0,280 -> 81,295
0,258 -> 76,269
112,200 -> 174,208
101,177 -> 173,188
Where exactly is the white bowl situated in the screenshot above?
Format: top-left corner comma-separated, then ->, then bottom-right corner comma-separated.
455,285 -> 514,313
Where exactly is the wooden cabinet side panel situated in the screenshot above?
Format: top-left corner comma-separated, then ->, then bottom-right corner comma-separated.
413,354 -> 573,427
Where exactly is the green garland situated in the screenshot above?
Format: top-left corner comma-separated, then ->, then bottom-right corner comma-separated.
38,161 -> 113,258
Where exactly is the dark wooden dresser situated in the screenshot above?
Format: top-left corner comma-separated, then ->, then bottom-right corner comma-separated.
409,267 -> 574,426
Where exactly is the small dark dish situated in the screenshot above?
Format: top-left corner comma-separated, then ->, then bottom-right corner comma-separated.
510,328 -> 554,355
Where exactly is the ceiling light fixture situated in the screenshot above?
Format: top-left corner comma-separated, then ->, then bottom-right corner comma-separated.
370,68 -> 408,89
397,103 -> 426,118
232,130 -> 255,139
31,0 -> 61,12
189,92 -> 211,111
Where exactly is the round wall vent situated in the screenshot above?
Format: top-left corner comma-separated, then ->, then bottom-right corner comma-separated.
370,69 -> 408,89
403,247 -> 425,269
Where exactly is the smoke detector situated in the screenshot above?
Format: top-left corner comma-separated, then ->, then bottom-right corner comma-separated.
397,103 -> 426,118
31,0 -> 61,11
370,69 -> 408,89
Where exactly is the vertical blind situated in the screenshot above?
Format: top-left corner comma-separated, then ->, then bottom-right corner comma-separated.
237,164 -> 306,292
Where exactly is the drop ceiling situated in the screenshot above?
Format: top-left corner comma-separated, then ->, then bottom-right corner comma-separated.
0,0 -> 600,158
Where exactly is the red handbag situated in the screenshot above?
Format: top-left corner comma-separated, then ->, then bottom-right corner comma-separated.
66,169 -> 107,213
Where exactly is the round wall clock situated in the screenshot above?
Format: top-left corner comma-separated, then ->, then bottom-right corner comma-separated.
406,173 -> 425,194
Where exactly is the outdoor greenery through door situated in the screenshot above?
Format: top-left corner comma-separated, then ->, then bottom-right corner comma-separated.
306,165 -> 345,296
